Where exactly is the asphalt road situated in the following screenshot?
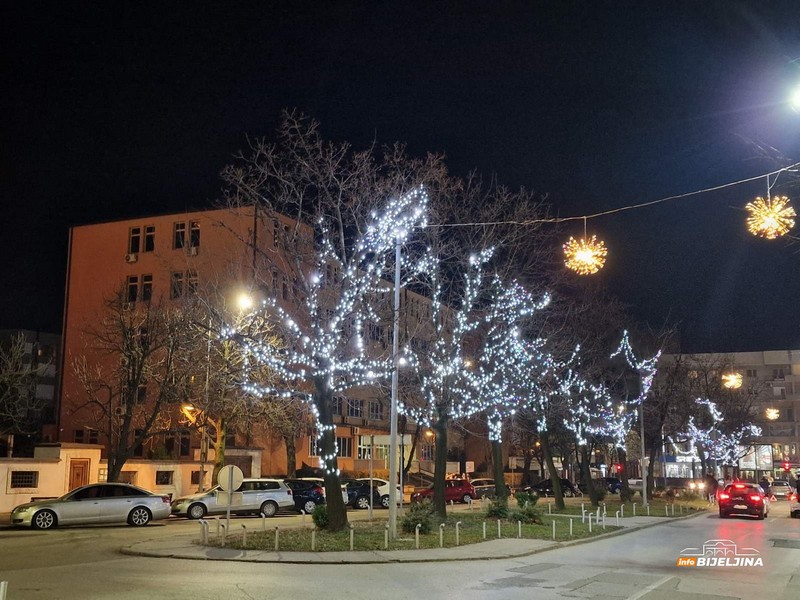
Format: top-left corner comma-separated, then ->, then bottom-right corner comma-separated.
0,507 -> 798,600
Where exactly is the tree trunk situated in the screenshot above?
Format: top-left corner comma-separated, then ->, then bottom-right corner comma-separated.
433,417 -> 449,519
313,378 -> 347,531
540,429 -> 564,510
212,417 -> 227,486
521,448 -> 534,487
646,441 -> 659,498
491,439 -> 508,502
579,445 -> 597,507
284,434 -> 297,478
618,447 -> 631,499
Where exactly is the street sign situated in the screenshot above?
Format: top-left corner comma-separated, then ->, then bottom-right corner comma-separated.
217,464 -> 244,492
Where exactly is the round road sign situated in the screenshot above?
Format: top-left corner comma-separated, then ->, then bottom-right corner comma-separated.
217,464 -> 244,492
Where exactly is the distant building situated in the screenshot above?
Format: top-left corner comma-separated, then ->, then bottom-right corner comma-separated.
0,329 -> 60,456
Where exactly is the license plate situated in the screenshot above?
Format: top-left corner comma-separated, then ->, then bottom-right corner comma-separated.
733,504 -> 747,509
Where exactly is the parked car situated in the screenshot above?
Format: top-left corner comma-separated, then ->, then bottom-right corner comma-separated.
789,491 -> 799,518
526,478 -> 578,497
411,478 -> 476,504
294,477 -> 349,505
577,477 -> 622,495
470,478 -> 512,499
171,478 -> 294,519
342,480 -> 382,509
718,482 -> 770,519
285,479 -> 326,514
355,477 -> 401,507
767,480 -> 794,501
11,483 -> 171,530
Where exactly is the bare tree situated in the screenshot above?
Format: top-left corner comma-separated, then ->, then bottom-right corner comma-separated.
0,333 -> 50,441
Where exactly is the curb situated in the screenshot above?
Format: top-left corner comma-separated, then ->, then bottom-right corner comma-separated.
120,509 -> 706,564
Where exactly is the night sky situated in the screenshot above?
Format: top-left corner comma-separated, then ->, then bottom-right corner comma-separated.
3,2 -> 800,352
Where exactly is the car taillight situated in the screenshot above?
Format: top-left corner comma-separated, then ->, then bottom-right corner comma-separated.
161,495 -> 171,503
718,493 -> 730,500
287,489 -> 292,495
750,495 -> 762,502
312,486 -> 323,494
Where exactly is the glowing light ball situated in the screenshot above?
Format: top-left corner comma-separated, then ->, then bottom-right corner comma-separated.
563,235 -> 608,275
745,196 -> 796,239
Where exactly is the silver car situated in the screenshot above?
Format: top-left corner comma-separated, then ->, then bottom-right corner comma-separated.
11,483 -> 172,529
171,478 -> 294,519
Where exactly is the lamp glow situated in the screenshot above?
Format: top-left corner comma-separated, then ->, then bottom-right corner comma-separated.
745,196 -> 796,239
721,372 -> 743,389
766,408 -> 780,421
791,85 -> 800,113
563,235 -> 608,275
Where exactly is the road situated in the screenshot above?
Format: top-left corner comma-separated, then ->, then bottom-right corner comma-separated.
0,508 -> 798,600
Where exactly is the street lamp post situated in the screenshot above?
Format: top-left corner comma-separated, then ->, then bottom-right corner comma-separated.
639,370 -> 648,507
387,237 -> 402,539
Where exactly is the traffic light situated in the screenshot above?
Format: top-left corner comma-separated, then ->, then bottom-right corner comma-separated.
614,463 -> 623,473
783,461 -> 791,471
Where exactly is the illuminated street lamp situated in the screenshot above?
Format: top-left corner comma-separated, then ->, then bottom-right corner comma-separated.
721,372 -> 743,389
765,407 -> 780,421
791,84 -> 800,113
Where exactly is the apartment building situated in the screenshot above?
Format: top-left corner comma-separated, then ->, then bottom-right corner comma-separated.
57,206 -> 439,488
660,349 -> 799,479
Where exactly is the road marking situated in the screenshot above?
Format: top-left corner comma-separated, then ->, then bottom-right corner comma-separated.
624,575 -> 675,600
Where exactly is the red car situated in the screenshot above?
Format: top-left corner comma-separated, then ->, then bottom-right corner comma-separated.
411,479 -> 476,504
718,482 -> 770,520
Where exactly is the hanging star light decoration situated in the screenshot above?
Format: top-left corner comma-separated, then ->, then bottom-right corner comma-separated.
563,235 -> 608,275
745,195 -> 796,239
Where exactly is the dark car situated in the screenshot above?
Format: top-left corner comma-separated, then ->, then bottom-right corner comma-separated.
284,479 -> 326,514
342,480 -> 382,509
718,482 -> 770,519
767,480 -> 794,501
526,478 -> 578,497
411,479 -> 477,504
577,477 -> 622,495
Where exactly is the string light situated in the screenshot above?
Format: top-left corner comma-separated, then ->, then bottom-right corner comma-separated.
745,195 -> 796,239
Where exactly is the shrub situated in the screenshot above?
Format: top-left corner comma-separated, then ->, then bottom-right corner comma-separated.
311,504 -> 329,530
485,498 -> 510,519
591,488 -> 607,503
619,487 -> 634,503
510,504 -> 542,524
401,500 -> 436,534
514,491 -> 538,508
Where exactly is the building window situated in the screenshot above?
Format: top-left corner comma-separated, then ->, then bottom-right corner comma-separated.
180,431 -> 190,457
98,468 -> 108,482
10,471 -> 39,488
155,471 -> 174,486
126,275 -> 139,303
332,396 -> 343,416
143,225 -> 155,252
190,221 -> 200,247
282,276 -> 288,301
74,429 -> 84,443
774,386 -> 786,399
357,438 -> 388,461
225,429 -> 236,449
746,369 -> 757,378
271,270 -> 279,290
420,443 -> 434,461
173,222 -> 186,249
336,437 -> 353,458
773,368 -> 785,380
86,429 -> 99,444
128,227 -> 141,254
171,272 -> 184,299
272,219 -> 279,248
347,398 -> 363,418
368,400 -> 384,421
191,471 -> 202,485
187,270 -> 198,296
141,274 -> 153,302
133,429 -> 144,457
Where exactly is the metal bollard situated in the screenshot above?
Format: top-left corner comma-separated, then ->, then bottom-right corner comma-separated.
198,519 -> 208,544
552,520 -> 556,540
415,524 -> 421,549
518,520 -> 522,538
439,523 -> 445,548
633,502 -> 637,516
548,502 -> 552,514
0,581 -> 7,600
456,521 -> 462,546
311,530 -> 316,551
241,524 -> 247,549
261,512 -> 267,532
620,504 -> 624,517
482,521 -> 487,539
219,523 -> 227,546
671,504 -> 675,516
581,509 -> 586,523
215,517 -> 221,537
497,519 -> 502,539
569,518 -> 573,536
587,514 -> 592,533
274,527 -> 280,551
300,509 -> 306,525
468,497 -> 473,511
665,505 -> 669,516
596,507 -> 600,522
349,524 -> 354,551
646,505 -> 650,516
615,510 -> 620,526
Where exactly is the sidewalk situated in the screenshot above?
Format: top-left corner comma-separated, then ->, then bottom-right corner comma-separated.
121,512 -> 703,564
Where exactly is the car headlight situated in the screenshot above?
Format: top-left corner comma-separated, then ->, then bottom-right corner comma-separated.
13,506 -> 31,514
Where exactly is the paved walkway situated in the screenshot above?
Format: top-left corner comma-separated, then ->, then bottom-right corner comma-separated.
122,512 -> 703,564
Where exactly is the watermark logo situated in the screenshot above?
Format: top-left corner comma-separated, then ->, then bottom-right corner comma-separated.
677,539 -> 763,567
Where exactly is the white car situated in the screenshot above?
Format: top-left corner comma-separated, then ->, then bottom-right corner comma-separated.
171,478 -> 294,519
356,477 -> 402,507
11,483 -> 171,529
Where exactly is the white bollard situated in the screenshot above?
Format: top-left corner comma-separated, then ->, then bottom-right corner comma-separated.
581,509 -> 586,523
665,505 -> 669,516
548,502 -> 552,514
569,518 -> 573,536
602,514 -> 606,530
552,520 -> 556,540
241,524 -> 247,549
415,524 -> 421,549
199,519 -> 208,544
671,504 -> 675,516
349,524 -> 354,551
588,514 -> 592,533
311,530 -> 316,551
219,523 -> 227,546
518,520 -> 522,538
581,502 -> 585,514
0,581 -> 7,600
274,527 -> 280,551
615,510 -> 620,527
596,507 -> 600,522
300,510 -> 306,525
646,505 -> 650,516
261,512 -> 267,531
633,502 -> 637,516
497,519 -> 502,538
482,521 -> 487,539
456,521 -> 462,546
384,523 -> 389,549
620,504 -> 624,517
439,523 -> 445,548
468,497 -> 473,511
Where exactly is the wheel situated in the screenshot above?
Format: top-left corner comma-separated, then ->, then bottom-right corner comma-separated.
187,503 -> 206,520
355,495 -> 371,510
260,501 -> 278,518
380,495 -> 390,508
718,510 -> 727,518
462,494 -> 472,504
564,489 -> 574,498
757,509 -> 765,520
302,500 -> 317,514
792,511 -> 799,519
32,509 -> 57,530
128,507 -> 152,526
